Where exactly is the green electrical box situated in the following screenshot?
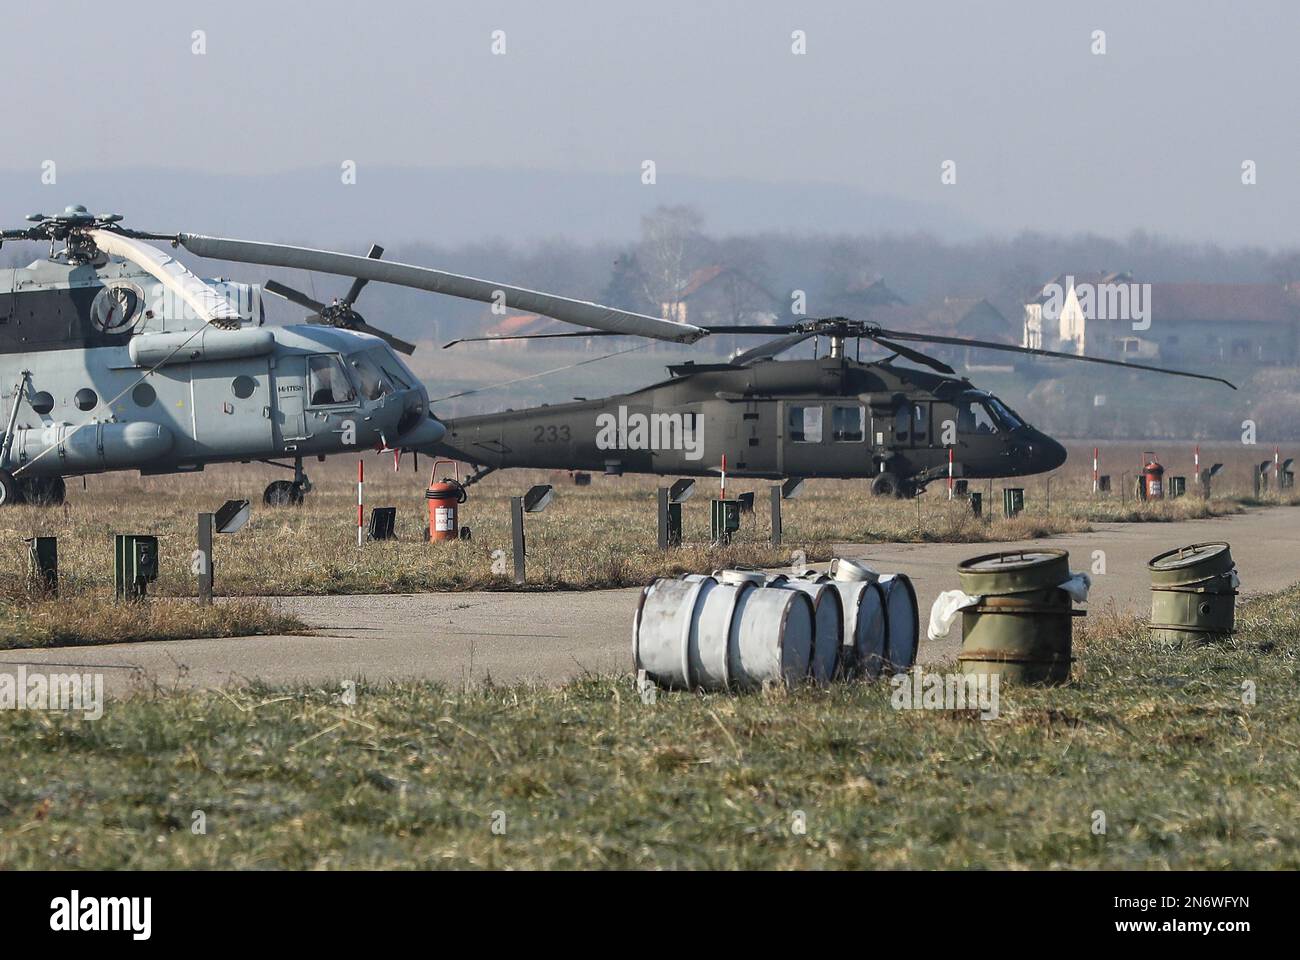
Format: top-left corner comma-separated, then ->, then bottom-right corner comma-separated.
710,499 -> 742,544
115,534 -> 160,601
1002,488 -> 1025,518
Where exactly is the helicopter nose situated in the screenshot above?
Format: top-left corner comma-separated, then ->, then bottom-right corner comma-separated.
1030,434 -> 1068,473
395,410 -> 446,448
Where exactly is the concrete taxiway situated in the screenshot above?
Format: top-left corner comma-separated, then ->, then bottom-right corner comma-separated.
3,507 -> 1298,696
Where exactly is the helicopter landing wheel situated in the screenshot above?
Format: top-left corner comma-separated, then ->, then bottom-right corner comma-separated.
0,470 -> 19,507
264,480 -> 305,507
18,476 -> 66,506
870,473 -> 903,498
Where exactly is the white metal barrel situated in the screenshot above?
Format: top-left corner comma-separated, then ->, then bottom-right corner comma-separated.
829,558 -> 879,583
633,576 -> 711,689
770,580 -> 843,684
728,587 -> 814,690
715,569 -> 767,587
688,579 -> 755,690
878,573 -> 919,671
821,578 -> 887,678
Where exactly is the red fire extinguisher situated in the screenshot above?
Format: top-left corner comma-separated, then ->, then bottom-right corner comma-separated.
425,459 -> 467,542
1141,452 -> 1165,500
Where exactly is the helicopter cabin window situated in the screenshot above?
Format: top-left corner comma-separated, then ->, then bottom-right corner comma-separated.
896,402 -> 926,442
29,390 -> 55,415
307,355 -> 356,406
831,405 -> 865,442
788,404 -> 823,443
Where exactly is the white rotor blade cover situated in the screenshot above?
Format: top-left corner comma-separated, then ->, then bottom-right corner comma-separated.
178,234 -> 705,344
91,230 -> 244,326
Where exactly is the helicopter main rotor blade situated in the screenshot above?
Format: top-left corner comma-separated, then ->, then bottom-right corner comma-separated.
263,279 -> 329,314
731,330 -> 816,365
90,230 -> 244,327
873,329 -> 1238,389
443,331 -> 627,348
442,323 -> 799,349
344,244 -> 384,305
177,234 -> 706,344
867,335 -> 956,375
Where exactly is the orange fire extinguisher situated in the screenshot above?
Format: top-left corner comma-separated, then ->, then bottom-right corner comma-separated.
425,459 -> 468,542
1141,452 -> 1165,500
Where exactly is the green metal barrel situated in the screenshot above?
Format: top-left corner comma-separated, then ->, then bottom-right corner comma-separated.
1148,542 -> 1236,643
956,549 -> 1081,685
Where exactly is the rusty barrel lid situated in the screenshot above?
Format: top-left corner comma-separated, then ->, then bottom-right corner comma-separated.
957,549 -> 1070,596
1147,542 -> 1234,588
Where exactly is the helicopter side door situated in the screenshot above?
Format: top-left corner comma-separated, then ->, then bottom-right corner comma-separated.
273,355 -> 309,448
739,399 -> 779,475
190,358 -> 275,458
779,400 -> 828,477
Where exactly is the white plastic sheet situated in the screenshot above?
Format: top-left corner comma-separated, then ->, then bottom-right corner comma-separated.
926,570 -> 1093,642
927,590 -> 981,641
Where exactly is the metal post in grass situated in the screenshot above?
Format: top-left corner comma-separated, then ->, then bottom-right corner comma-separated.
511,497 -> 526,584
357,460 -> 365,548
512,484 -> 554,585
770,485 -> 782,546
25,536 -> 57,596
197,512 -> 214,605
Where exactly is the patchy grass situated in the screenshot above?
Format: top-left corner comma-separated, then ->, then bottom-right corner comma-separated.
0,596 -> 306,650
0,450 -> 1285,598
1,586 -> 1296,869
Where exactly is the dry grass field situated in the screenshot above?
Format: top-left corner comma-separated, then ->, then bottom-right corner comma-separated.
0,439 -> 1292,602
0,438 -> 1292,645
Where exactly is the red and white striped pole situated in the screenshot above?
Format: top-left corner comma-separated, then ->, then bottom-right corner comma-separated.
1194,445 -> 1200,490
720,454 -> 727,500
1275,444 -> 1280,481
357,460 -> 364,547
1092,446 -> 1099,495
947,447 -> 954,500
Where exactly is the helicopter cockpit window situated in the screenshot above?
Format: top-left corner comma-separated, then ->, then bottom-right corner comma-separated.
958,401 -> 999,435
308,354 -> 357,406
987,397 -> 1024,430
788,404 -> 823,443
831,405 -> 865,442
347,347 -> 409,401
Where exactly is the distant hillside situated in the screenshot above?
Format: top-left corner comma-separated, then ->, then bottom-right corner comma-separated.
0,166 -> 981,247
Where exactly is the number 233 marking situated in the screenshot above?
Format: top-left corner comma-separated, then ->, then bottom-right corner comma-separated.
533,424 -> 571,443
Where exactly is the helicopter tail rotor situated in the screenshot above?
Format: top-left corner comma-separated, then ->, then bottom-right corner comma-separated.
261,244 -> 417,355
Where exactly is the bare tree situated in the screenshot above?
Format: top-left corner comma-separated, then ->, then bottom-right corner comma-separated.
637,205 -> 706,322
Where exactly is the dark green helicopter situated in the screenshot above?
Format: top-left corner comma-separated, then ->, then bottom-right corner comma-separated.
433,317 -> 1236,497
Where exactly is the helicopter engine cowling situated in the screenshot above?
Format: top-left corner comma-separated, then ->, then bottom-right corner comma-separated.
128,328 -> 275,367
9,421 -> 174,475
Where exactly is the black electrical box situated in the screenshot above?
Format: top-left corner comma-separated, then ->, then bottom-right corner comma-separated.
368,507 -> 398,540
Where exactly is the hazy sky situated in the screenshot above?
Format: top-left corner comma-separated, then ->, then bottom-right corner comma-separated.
5,0 -> 1299,246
